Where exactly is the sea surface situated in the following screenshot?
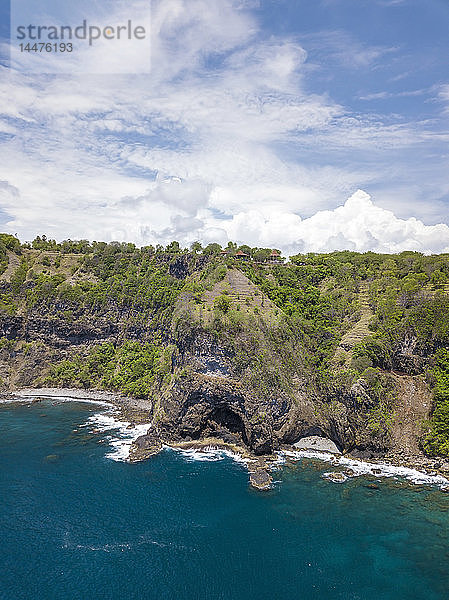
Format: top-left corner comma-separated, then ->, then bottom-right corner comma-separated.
1,399 -> 449,600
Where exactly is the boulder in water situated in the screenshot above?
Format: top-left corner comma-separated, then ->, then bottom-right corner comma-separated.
293,436 -> 341,454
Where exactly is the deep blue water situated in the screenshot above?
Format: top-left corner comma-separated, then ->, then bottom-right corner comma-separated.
1,400 -> 449,600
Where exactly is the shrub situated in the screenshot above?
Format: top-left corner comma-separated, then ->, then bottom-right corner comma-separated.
423,349 -> 449,456
214,295 -> 231,314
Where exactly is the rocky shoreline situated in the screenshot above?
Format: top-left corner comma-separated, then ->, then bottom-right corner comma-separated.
8,386 -> 152,411
3,387 -> 449,492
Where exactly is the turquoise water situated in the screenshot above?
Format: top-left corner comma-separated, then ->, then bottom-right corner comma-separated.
1,400 -> 449,600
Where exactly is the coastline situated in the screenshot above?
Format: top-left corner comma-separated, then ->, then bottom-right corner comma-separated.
6,387 -> 117,405
8,386 -> 152,411
4,386 -> 154,426
3,386 -> 449,491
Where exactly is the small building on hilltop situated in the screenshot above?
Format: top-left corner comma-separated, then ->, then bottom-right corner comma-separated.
268,250 -> 283,263
234,250 -> 250,260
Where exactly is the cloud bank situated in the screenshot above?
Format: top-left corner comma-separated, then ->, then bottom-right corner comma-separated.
2,177 -> 448,255
0,0 -> 448,254
210,189 -> 449,255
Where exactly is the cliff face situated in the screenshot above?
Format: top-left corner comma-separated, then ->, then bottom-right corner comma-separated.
0,245 -> 444,465
123,326 -> 434,463
151,372 -> 349,456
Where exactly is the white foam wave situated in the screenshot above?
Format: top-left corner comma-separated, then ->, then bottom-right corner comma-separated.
64,537 -> 176,552
323,472 -> 348,484
0,397 -> 28,405
0,395 -> 113,407
169,446 -> 250,465
278,449 -> 449,488
82,412 -> 151,462
83,413 -> 130,432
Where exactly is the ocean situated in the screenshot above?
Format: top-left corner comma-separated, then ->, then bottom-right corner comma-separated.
1,398 -> 449,600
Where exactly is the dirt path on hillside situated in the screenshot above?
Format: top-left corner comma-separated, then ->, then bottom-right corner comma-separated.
390,374 -> 432,456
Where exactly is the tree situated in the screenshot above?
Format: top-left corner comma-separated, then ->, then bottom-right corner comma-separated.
238,244 -> 252,256
191,241 -> 203,253
166,241 -> 181,253
203,243 -> 222,255
431,271 -> 448,288
0,234 -> 21,252
32,235 -> 58,250
253,248 -> 271,262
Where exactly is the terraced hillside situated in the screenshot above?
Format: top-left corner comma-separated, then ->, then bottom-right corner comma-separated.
424,281 -> 449,296
199,268 -> 281,323
333,282 -> 373,367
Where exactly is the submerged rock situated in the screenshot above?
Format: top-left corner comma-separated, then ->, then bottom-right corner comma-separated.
366,483 -> 380,490
43,454 -> 59,462
323,472 -> 347,483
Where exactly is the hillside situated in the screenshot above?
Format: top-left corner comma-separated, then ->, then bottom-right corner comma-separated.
0,234 -> 449,473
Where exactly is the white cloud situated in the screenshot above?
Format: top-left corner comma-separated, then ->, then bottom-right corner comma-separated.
301,30 -> 398,70
359,87 -> 433,101
0,0 -> 447,251
221,190 -> 449,255
294,190 -> 449,254
439,84 -> 449,112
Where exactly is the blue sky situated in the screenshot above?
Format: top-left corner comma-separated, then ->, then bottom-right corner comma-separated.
0,0 -> 448,253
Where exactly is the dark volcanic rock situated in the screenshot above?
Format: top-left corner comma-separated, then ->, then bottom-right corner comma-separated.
247,423 -> 273,455
169,256 -> 191,279
175,377 -> 250,444
169,255 -> 208,280
249,461 -> 273,490
0,313 -> 120,348
0,315 -> 23,339
129,432 -> 161,461
157,374 -> 282,455
349,448 -> 385,460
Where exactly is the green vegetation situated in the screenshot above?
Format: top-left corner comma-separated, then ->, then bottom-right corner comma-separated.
44,340 -> 173,398
358,367 -> 396,437
240,261 -> 357,365
0,234 -> 20,276
0,235 -> 448,455
214,294 -> 231,314
423,349 -> 449,456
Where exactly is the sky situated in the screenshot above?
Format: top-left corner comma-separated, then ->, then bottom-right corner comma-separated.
0,0 -> 449,254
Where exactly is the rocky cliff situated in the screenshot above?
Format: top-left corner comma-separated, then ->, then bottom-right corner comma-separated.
0,243 -> 447,477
